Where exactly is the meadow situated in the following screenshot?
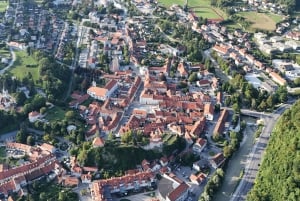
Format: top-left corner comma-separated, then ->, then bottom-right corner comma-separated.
239,12 -> 280,31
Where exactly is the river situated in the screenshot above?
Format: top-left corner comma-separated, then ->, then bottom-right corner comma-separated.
213,116 -> 258,201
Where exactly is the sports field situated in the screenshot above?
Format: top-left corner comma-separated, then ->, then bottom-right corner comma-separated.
158,0 -> 226,19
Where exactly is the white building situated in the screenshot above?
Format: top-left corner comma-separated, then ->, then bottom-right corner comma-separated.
87,80 -> 118,101
28,111 -> 41,123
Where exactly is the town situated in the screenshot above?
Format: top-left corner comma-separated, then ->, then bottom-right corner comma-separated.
0,0 -> 299,201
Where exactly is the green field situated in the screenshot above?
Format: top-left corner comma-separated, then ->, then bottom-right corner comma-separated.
159,0 -> 226,19
159,0 -> 210,7
265,13 -> 284,23
238,12 -> 279,31
8,50 -> 39,82
0,1 -> 8,12
193,7 -> 221,19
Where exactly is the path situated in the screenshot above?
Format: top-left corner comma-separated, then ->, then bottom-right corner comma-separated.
0,46 -> 16,74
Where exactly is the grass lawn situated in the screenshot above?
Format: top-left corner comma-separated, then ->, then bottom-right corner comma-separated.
265,13 -> 284,23
0,1 -> 8,12
158,0 -> 226,19
45,106 -> 66,122
8,50 -> 39,83
0,49 -> 10,57
239,12 -> 277,31
193,7 -> 220,19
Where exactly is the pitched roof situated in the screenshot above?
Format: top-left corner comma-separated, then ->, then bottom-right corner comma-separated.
167,182 -> 189,201
87,86 -> 108,97
93,137 -> 105,147
195,138 -> 207,147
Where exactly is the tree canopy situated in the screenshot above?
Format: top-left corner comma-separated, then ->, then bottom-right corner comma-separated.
247,101 -> 300,201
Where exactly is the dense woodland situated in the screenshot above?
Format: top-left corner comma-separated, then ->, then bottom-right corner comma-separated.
247,101 -> 300,201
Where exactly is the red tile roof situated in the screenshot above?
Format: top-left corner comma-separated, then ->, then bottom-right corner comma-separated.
167,182 -> 189,201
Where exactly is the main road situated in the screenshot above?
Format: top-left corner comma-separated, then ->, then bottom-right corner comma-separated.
230,104 -> 291,201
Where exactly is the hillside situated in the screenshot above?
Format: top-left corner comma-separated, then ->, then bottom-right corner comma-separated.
247,101 -> 300,201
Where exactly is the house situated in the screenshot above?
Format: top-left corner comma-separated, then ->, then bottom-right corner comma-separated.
210,153 -> 226,169
212,44 -> 230,55
189,117 -> 206,137
166,182 -> 189,201
213,109 -> 229,137
92,137 -> 105,148
204,103 -> 214,121
87,80 -> 118,101
81,173 -> 92,184
177,63 -> 188,77
60,176 -> 80,187
269,72 -> 287,86
192,138 -> 207,154
160,156 -> 169,167
91,172 -> 156,200
189,173 -> 206,185
28,111 -> 41,123
39,143 -> 56,153
196,80 -> 210,88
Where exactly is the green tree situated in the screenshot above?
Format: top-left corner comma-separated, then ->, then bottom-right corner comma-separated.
16,129 -> 27,144
26,135 -> 35,146
188,72 -> 198,83
65,110 -> 75,120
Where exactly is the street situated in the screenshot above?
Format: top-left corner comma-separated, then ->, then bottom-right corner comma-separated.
230,104 -> 291,201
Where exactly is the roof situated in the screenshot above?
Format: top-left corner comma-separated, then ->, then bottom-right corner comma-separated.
195,138 -> 207,147
92,137 -> 105,147
40,143 -> 55,152
62,176 -> 80,187
28,111 -> 40,117
167,182 -> 189,201
104,79 -> 118,90
87,86 -> 108,97
212,153 -> 225,167
204,103 -> 214,115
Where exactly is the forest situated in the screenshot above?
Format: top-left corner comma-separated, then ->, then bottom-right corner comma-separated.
247,101 -> 300,201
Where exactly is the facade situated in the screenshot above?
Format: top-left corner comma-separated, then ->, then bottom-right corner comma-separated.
91,171 -> 156,200
204,103 -> 214,121
192,138 -> 207,153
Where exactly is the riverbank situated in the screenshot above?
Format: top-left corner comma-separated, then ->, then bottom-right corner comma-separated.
213,118 -> 257,201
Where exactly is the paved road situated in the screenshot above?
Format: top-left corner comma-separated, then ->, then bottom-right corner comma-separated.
230,104 -> 291,201
63,20 -> 85,101
0,46 -> 16,74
